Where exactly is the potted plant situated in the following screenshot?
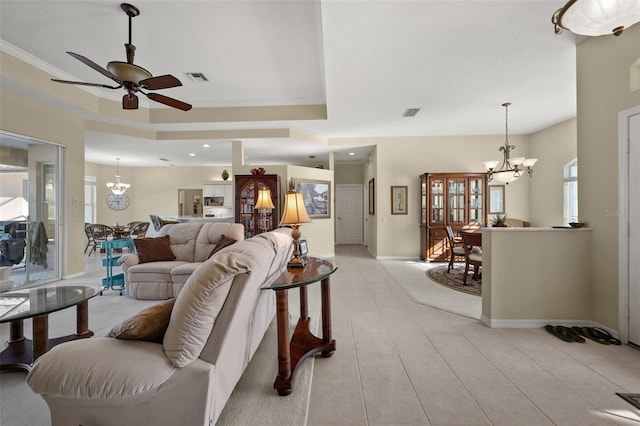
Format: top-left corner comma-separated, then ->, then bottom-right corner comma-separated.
491,214 -> 508,227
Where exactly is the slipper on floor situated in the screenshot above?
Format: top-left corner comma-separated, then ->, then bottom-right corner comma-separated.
545,325 -> 575,342
591,327 -> 622,345
556,326 -> 585,343
572,326 -> 609,345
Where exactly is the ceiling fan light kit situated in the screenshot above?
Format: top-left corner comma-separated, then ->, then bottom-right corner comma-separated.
51,3 -> 192,111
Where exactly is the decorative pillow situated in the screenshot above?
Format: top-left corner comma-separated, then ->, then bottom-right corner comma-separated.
133,235 -> 176,263
107,298 -> 176,343
207,235 -> 237,259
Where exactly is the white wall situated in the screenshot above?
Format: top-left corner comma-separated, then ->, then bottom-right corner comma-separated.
577,24 -> 640,329
529,118 -> 577,227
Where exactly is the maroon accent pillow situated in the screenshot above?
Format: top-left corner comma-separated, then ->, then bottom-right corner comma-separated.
207,235 -> 237,259
133,235 -> 176,263
108,298 -> 176,343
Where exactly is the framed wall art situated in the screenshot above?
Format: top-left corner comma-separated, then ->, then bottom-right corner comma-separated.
294,178 -> 331,218
391,186 -> 408,215
368,178 -> 375,215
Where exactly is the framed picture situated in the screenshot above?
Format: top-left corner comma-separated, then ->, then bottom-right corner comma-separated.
391,186 -> 408,215
299,239 -> 309,258
294,179 -> 331,218
368,178 -> 375,215
489,185 -> 505,214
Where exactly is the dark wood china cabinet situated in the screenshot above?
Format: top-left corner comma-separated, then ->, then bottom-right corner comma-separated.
420,173 -> 487,261
235,174 -> 280,239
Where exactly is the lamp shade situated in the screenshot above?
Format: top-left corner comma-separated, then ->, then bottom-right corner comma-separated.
280,191 -> 311,225
255,188 -> 275,209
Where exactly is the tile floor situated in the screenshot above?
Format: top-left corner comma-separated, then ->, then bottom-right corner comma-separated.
307,245 -> 640,426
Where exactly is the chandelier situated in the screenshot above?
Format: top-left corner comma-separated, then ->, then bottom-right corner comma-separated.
552,0 -> 640,37
106,158 -> 130,195
483,103 -> 537,185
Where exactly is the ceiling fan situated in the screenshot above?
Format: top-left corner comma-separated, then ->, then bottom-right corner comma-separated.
52,3 -> 192,111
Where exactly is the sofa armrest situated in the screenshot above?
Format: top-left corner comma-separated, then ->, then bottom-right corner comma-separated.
119,253 -> 141,270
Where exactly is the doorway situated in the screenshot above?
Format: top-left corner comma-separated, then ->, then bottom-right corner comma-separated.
619,106 -> 640,346
0,131 -> 63,288
335,184 -> 364,245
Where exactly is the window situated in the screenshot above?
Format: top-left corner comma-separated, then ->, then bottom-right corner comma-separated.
85,176 -> 96,224
563,159 -> 578,225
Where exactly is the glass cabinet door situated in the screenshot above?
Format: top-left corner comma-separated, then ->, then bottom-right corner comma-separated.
429,178 -> 444,224
469,178 -> 484,224
447,178 -> 466,225
238,180 -> 256,238
421,178 -> 427,225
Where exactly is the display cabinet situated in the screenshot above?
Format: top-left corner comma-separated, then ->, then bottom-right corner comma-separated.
420,173 -> 487,261
235,174 -> 280,239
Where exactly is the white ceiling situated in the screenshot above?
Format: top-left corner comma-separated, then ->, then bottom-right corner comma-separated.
0,0 -> 582,168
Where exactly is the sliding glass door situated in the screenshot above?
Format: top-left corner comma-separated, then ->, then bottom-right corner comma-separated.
0,131 -> 63,287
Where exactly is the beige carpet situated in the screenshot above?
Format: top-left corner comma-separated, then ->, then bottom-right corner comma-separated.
0,279 -> 318,426
426,264 -> 481,296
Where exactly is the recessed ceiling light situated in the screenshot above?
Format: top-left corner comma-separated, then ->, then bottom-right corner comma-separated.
348,152 -> 355,156
202,144 -> 210,148
189,153 -> 196,157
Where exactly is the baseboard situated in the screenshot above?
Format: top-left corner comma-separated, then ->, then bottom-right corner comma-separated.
480,315 -> 620,337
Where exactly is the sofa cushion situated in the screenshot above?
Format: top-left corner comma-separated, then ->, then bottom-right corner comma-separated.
27,338 -> 175,399
108,298 -> 176,343
127,260 -> 189,282
194,222 -> 245,262
207,235 -> 237,259
134,236 -> 176,263
158,223 -> 204,262
171,263 -> 203,284
163,248 -> 262,368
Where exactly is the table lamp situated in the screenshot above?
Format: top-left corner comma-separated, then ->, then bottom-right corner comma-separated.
280,190 -> 311,267
254,188 -> 275,233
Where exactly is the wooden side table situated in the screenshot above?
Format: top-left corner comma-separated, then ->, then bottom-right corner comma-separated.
262,257 -> 338,396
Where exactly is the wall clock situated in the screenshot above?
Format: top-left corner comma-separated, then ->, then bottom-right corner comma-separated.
106,193 -> 130,210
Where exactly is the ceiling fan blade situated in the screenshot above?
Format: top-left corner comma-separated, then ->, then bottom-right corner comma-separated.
139,74 -> 182,90
146,93 -> 192,111
66,51 -> 122,84
51,79 -> 122,89
123,94 -> 139,110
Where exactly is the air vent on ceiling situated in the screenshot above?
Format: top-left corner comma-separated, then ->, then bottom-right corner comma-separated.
159,158 -> 170,162
403,108 -> 421,117
185,72 -> 209,83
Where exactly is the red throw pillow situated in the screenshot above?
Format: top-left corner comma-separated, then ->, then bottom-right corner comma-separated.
134,235 -> 176,263
207,235 -> 237,259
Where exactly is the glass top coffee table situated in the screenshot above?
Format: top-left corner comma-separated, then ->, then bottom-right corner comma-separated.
0,284 -> 102,371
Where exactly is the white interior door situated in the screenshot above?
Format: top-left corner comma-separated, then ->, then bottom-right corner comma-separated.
336,184 -> 363,245
628,112 -> 640,346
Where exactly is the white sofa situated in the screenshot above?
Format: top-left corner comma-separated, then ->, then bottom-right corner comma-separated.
119,222 -> 244,300
26,228 -> 293,426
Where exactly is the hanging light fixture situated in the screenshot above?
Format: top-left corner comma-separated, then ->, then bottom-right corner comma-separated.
484,103 -> 538,185
552,0 -> 640,37
106,158 -> 130,195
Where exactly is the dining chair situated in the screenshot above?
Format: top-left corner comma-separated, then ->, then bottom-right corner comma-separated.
128,221 -> 150,239
87,224 -> 115,256
84,223 -> 93,255
149,214 -> 178,232
462,231 -> 482,285
445,225 -> 465,273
